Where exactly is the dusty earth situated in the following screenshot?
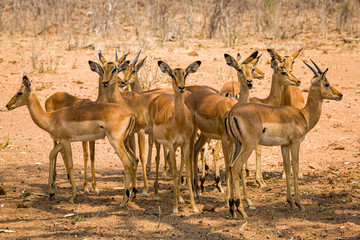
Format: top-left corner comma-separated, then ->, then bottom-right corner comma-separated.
0,35 -> 359,239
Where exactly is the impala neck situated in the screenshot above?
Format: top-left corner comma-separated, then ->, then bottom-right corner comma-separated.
95,76 -> 107,103
174,91 -> 186,124
237,72 -> 250,104
301,88 -> 323,132
106,83 -> 128,106
130,76 -> 142,93
27,93 -> 51,132
264,72 -> 282,106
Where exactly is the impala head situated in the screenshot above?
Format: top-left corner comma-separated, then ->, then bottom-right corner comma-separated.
98,51 -> 130,88
303,59 -> 343,101
224,51 -> 262,90
6,76 -> 32,110
121,50 -> 147,87
267,48 -> 303,72
158,60 -> 201,94
267,49 -> 301,87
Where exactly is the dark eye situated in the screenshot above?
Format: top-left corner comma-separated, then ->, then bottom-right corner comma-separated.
324,83 -> 329,87
251,68 -> 255,72
238,68 -> 243,72
281,71 -> 287,75
17,92 -> 23,96
111,68 -> 117,74
131,70 -> 135,74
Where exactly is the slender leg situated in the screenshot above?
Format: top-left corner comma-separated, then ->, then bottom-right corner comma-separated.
183,142 -> 198,213
255,145 -> 267,188
52,141 -> 58,182
137,129 -> 149,196
213,140 -> 224,193
169,145 -> 179,213
245,160 -> 250,177
48,143 -> 64,198
221,138 -> 231,207
282,145 -> 304,180
193,133 -> 208,198
163,146 -> 170,175
89,141 -> 98,194
291,142 -> 305,211
281,145 -> 294,209
60,140 -> 77,203
82,141 -> 90,193
154,142 -> 161,200
146,134 -> 153,173
178,149 -> 185,203
108,136 -> 134,207
231,146 -> 254,219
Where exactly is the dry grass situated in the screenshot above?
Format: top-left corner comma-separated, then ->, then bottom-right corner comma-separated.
0,0 -> 359,47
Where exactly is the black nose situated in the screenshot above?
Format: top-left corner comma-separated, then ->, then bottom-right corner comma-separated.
102,82 -> 109,87
5,104 -> 9,109
297,81 -> 301,86
178,87 -> 185,93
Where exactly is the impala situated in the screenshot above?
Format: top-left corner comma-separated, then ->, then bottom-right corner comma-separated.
246,49 -> 301,187
198,54 -> 265,193
185,51 -> 261,204
101,52 -> 174,196
148,60 -> 201,213
6,76 -> 137,206
44,51 -> 128,194
226,60 -> 342,218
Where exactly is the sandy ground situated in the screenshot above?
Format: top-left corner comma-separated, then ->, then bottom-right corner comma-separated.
0,35 -> 359,239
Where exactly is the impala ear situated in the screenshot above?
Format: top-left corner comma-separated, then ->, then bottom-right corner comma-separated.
267,49 -> 282,62
251,54 -> 262,68
292,48 -> 303,61
158,61 -> 172,76
117,52 -> 129,65
224,54 -> 239,70
118,61 -> 130,72
89,61 -> 104,75
186,61 -> 201,74
22,75 -> 31,90
270,58 -> 280,70
242,51 -> 258,64
136,57 -> 147,72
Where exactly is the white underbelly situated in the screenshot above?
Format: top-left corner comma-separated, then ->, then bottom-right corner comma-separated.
71,131 -> 106,142
259,135 -> 290,146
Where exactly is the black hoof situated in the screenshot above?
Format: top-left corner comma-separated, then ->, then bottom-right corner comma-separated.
67,173 -> 70,180
50,193 -> 55,198
181,176 -> 184,184
235,198 -> 240,207
126,189 -> 130,198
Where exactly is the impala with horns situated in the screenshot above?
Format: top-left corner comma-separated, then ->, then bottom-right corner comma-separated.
185,51 -> 261,203
100,51 -> 174,196
239,49 -> 302,188
6,76 -> 137,206
225,59 -> 342,218
44,51 -> 129,194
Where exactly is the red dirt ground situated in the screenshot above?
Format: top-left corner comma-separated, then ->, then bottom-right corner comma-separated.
0,35 -> 359,239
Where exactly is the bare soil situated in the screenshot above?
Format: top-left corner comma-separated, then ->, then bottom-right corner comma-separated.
0,35 -> 359,239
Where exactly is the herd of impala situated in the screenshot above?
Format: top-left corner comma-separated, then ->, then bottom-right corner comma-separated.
5,48 -> 343,219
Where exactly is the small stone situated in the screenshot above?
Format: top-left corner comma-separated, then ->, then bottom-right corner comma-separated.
16,203 -> 29,208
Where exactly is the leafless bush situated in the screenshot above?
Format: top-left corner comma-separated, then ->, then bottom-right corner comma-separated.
0,0 -> 359,45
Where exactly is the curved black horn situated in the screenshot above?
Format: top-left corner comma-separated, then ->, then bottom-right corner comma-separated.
115,50 -> 118,61
310,59 -> 323,74
303,60 -> 319,77
132,50 -> 142,65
